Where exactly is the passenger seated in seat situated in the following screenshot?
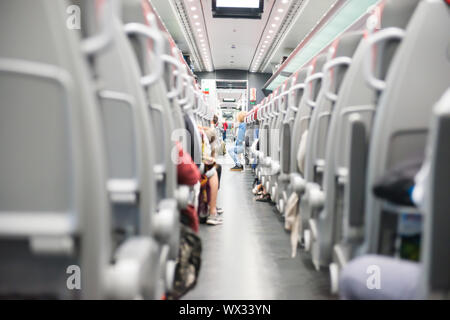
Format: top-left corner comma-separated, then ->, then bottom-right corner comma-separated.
204,127 -> 224,216
250,128 -> 269,202
253,183 -> 271,202
213,115 -> 224,141
168,142 -> 202,300
222,121 -> 228,142
198,127 -> 223,225
228,111 -> 247,171
214,115 -> 227,156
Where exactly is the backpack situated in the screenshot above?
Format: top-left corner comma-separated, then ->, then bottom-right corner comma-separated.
166,224 -> 202,300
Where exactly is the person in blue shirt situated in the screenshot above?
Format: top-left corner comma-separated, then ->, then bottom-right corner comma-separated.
228,111 -> 247,171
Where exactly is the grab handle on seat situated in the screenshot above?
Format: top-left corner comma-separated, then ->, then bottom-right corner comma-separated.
363,27 -> 406,91
305,72 -> 324,108
265,103 -> 271,120
192,88 -> 204,114
124,19 -> 164,87
256,106 -> 262,120
177,66 -> 191,106
288,83 -> 306,112
272,97 -> 281,117
161,48 -> 184,99
82,0 -> 116,55
278,90 -> 290,114
322,57 -> 352,102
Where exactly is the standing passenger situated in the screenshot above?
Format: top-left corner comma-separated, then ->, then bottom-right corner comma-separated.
223,121 -> 228,141
227,111 -> 247,171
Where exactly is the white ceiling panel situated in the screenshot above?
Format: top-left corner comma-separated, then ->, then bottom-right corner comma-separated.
200,0 -> 276,70
150,0 -> 341,73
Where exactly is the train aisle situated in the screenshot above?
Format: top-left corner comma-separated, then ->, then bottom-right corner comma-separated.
184,154 -> 332,300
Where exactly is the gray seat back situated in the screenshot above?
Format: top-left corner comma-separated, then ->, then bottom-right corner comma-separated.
313,0 -> 421,268
419,88 -> 450,299
302,33 -> 364,270
122,0 -> 178,199
271,82 -> 290,164
304,32 -> 363,187
0,0 -> 111,299
290,54 -> 328,176
280,76 -> 299,175
340,0 -> 421,245
83,0 -> 157,242
261,94 -> 274,160
363,0 -> 450,254
285,68 -> 311,173
255,98 -> 267,163
267,88 -> 279,161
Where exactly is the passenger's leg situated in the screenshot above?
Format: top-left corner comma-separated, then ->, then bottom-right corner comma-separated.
227,145 -> 240,166
215,164 -> 224,215
235,145 -> 245,169
339,255 -> 421,300
215,164 -> 222,189
206,172 -> 222,225
208,172 -> 218,214
235,145 -> 244,159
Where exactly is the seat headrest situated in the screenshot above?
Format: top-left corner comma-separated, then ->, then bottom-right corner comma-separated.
122,0 -> 146,24
314,53 -> 328,73
335,31 -> 364,59
381,0 -> 421,29
296,67 -> 311,84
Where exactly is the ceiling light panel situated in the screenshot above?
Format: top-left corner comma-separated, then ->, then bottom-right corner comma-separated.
182,0 -> 214,71
250,0 -> 292,72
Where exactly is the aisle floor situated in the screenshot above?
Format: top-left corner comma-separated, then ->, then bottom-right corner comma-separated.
184,156 -> 333,300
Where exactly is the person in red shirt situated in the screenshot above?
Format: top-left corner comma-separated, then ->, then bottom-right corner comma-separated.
222,121 -> 228,141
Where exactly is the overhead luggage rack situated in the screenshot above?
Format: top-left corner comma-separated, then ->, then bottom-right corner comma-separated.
264,0 -> 382,91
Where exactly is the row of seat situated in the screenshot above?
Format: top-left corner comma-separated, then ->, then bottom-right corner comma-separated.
246,0 -> 450,298
0,0 -> 212,299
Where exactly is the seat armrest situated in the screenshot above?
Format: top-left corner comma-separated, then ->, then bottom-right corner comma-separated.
152,199 -> 179,245
290,173 -> 306,193
175,185 -> 190,210
304,183 -> 325,210
263,156 -> 272,168
271,161 -> 280,175
315,159 -> 325,173
106,237 -> 159,299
